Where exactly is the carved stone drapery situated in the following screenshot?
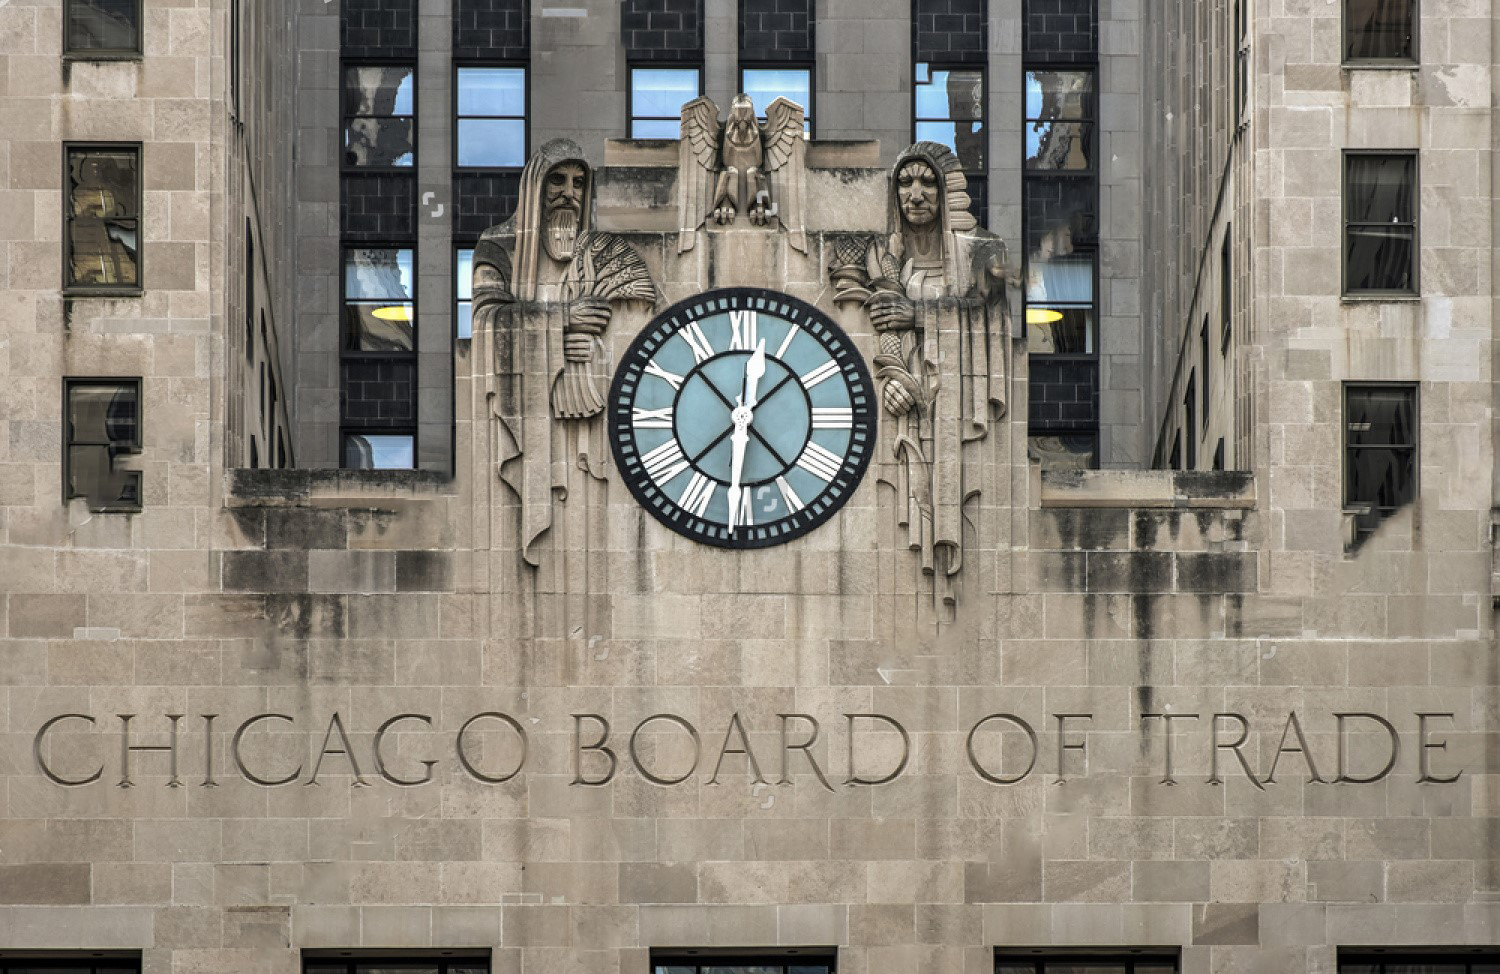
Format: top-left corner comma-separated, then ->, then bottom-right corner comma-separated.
830,141 -> 1011,617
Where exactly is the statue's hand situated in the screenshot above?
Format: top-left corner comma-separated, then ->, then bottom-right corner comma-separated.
567,295 -> 611,334
564,333 -> 595,363
867,291 -> 916,332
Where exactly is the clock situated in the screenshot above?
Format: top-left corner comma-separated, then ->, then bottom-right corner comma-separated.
609,288 -> 876,548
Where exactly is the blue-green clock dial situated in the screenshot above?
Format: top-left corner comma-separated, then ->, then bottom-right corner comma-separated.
609,288 -> 876,548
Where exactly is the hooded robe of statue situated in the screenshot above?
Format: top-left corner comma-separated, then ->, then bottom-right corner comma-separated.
471,139 -> 655,567
856,142 -> 1010,613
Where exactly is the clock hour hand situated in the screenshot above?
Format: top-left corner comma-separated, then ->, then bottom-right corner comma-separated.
743,340 -> 767,409
729,342 -> 766,535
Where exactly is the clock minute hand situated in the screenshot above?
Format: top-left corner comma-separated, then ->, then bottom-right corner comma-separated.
727,403 -> 750,534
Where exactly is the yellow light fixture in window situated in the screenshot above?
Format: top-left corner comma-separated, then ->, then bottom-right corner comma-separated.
371,306 -> 412,321
1026,308 -> 1064,325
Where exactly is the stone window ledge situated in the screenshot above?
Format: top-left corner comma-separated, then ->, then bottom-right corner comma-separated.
227,468 -> 455,508
1039,469 -> 1256,509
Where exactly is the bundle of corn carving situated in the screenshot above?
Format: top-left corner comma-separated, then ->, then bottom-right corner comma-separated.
554,234 -> 658,419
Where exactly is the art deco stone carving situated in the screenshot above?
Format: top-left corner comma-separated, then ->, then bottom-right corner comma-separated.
678,94 -> 808,254
472,138 -> 657,565
830,142 -> 1011,614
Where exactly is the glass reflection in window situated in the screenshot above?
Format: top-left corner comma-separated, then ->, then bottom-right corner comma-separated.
66,379 -> 143,511
67,0 -> 140,53
1346,0 -> 1415,61
1026,70 -> 1094,170
345,248 -> 415,352
344,433 -> 415,470
1344,153 -> 1416,293
631,67 -> 701,138
914,63 -> 985,170
344,66 -> 415,167
66,146 -> 140,289
457,67 -> 526,167
456,247 -> 474,340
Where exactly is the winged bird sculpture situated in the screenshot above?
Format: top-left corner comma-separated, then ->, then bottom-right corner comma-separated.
677,94 -> 808,254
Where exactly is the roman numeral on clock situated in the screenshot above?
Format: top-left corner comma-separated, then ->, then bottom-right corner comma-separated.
730,310 -> 759,350
775,475 -> 805,513
644,360 -> 685,391
679,472 -> 715,517
796,441 -> 844,482
680,321 -> 714,363
800,360 -> 841,389
632,407 -> 674,429
642,439 -> 690,484
812,407 -> 853,429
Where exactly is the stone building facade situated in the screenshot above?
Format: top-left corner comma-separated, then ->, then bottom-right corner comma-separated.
1,5 -> 1498,974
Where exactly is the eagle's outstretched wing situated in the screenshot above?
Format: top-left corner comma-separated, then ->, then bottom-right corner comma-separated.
680,95 -> 722,171
760,97 -> 805,172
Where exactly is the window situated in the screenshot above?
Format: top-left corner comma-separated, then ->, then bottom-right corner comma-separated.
1342,953 -> 1494,974
1184,373 -> 1197,470
1213,438 -> 1225,470
308,956 -> 485,974
652,951 -> 835,974
245,220 -> 255,361
1234,0 -> 1249,123
1346,0 -> 1416,62
741,65 -> 813,132
915,62 -> 985,171
64,144 -> 141,292
344,65 -> 415,167
345,248 -> 416,352
1344,383 -> 1418,520
456,247 -> 474,340
456,67 -> 526,167
630,66 -> 701,138
1344,151 -> 1417,294
65,0 -> 141,56
343,434 -> 415,469
1220,225 -> 1232,352
1025,70 -> 1093,171
1000,953 -> 1178,974
65,378 -> 142,512
1200,314 -> 1211,426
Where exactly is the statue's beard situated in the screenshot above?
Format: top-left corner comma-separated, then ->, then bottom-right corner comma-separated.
543,206 -> 579,262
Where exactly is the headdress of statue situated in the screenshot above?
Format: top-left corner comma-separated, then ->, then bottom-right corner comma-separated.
479,138 -> 596,302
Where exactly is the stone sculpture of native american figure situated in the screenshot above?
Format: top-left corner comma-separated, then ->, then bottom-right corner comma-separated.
829,142 -> 1011,615
678,94 -> 809,254
472,139 -> 657,566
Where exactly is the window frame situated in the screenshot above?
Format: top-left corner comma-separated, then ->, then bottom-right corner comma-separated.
452,62 -> 529,171
738,62 -> 816,136
1343,380 -> 1419,516
455,243 -> 475,341
1343,0 -> 1419,66
1342,149 -> 1419,297
63,0 -> 144,59
340,244 -> 419,470
63,376 -> 143,513
342,60 -> 418,172
62,141 -> 144,296
627,64 -> 704,139
1022,66 -> 1097,177
650,949 -> 837,974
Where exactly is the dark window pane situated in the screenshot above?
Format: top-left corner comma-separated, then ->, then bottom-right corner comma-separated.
344,66 -> 415,116
458,118 -> 527,167
345,248 -> 415,301
1025,177 -> 1096,256
67,147 -> 140,288
68,0 -> 139,51
1346,155 -> 1415,222
344,434 -> 415,469
66,381 -> 143,512
456,67 -> 525,116
344,117 -> 415,167
345,302 -> 415,351
1346,386 -> 1416,445
1347,0 -> 1414,60
1345,226 -> 1414,292
1347,447 -> 1417,509
1028,306 -> 1094,354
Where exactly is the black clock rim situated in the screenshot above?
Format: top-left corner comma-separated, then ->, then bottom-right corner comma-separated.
608,287 -> 877,550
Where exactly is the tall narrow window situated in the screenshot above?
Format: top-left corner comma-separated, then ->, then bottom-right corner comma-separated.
1344,152 -> 1417,295
1184,374 -> 1197,470
629,66 -> 701,138
1234,0 -> 1249,124
1345,0 -> 1416,62
65,0 -> 142,55
64,145 -> 141,291
1200,315 -> 1211,426
456,247 -> 474,340
65,379 -> 142,512
741,66 -> 813,132
1344,383 -> 1418,520
457,67 -> 527,168
345,248 -> 415,351
344,66 -> 416,168
915,62 -> 986,220
1220,226 -> 1232,352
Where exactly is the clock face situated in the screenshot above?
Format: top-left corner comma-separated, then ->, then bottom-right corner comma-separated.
609,288 -> 876,548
